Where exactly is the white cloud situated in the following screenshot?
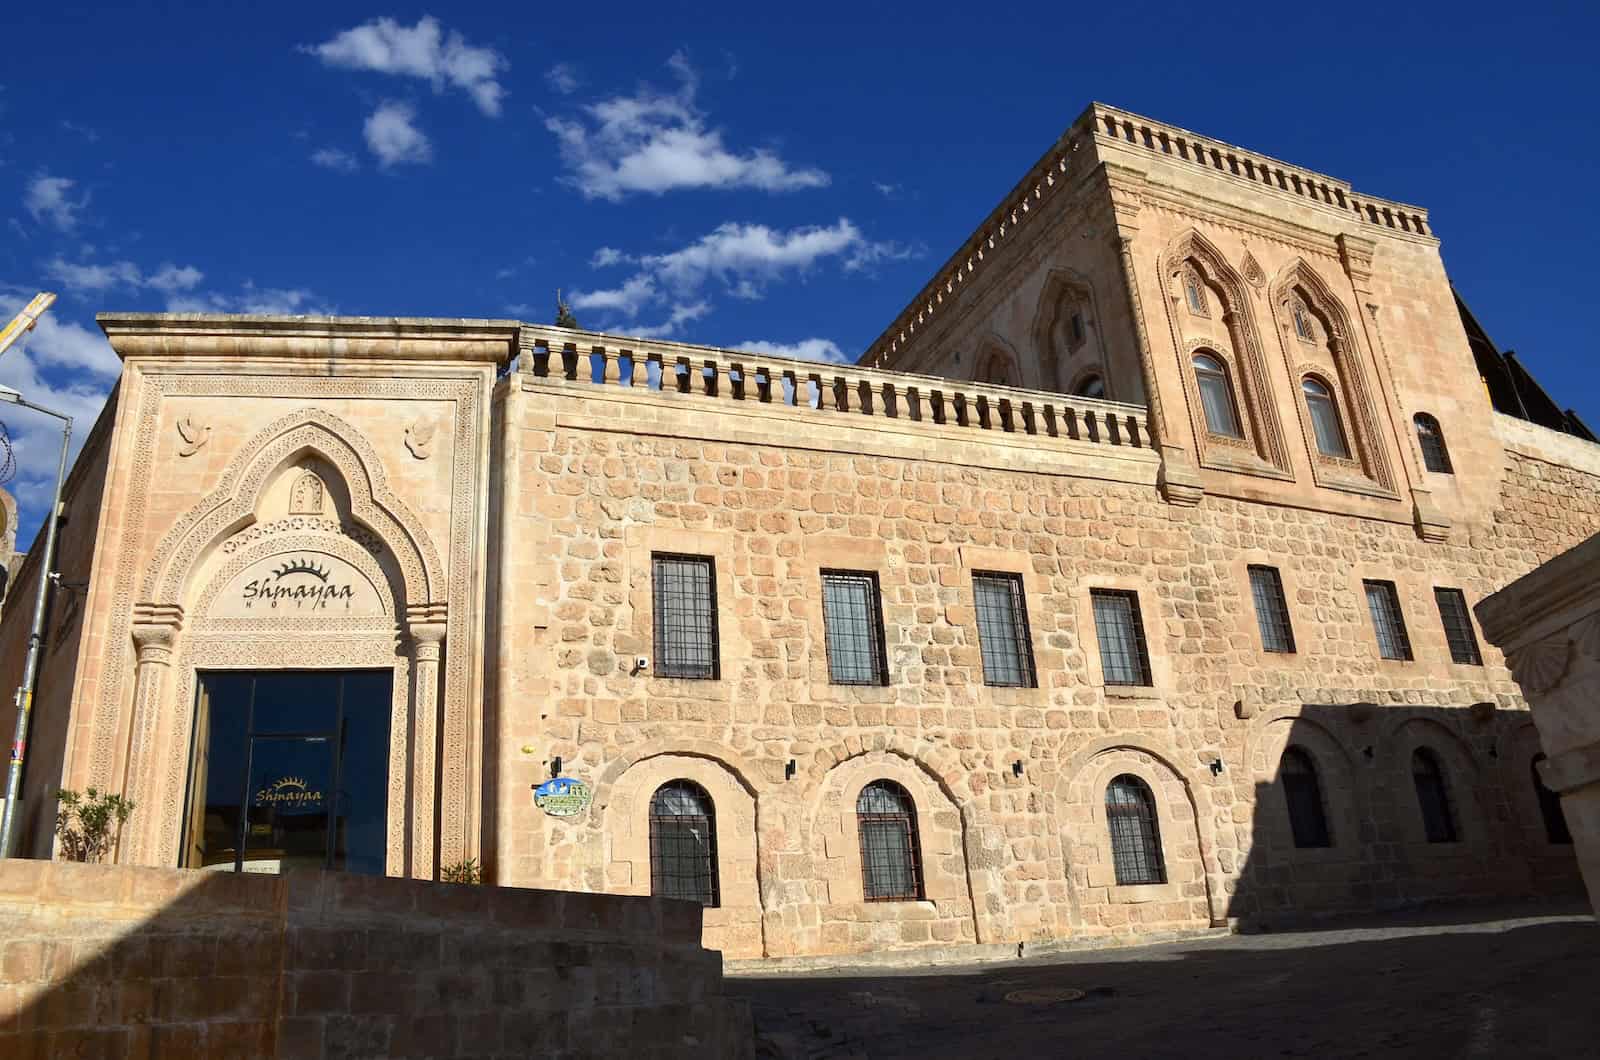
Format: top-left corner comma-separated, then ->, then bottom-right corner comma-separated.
24,175 -> 88,232
546,63 -> 579,95
571,218 -> 903,329
311,148 -> 359,173
732,338 -> 849,364
44,258 -> 204,293
626,302 -> 711,339
364,102 -> 432,168
873,181 -> 899,198
305,16 -> 507,116
165,282 -> 329,316
545,51 -> 828,200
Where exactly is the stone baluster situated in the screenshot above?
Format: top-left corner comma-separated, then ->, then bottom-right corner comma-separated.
602,347 -> 623,385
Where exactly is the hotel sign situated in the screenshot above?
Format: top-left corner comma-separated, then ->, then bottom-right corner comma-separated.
212,550 -> 386,620
254,775 -> 325,812
534,777 -> 592,817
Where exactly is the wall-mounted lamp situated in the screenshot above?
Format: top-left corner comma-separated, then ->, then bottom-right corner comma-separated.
550,756 -> 563,778
1012,760 -> 1024,777
1208,759 -> 1224,776
785,759 -> 796,780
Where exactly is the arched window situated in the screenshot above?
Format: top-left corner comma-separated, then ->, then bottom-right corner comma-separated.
1074,374 -> 1106,399
1414,413 -> 1452,473
1280,748 -> 1332,848
1291,300 -> 1316,342
1410,749 -> 1458,844
1301,377 -> 1351,459
1105,775 -> 1166,885
1192,353 -> 1242,438
978,350 -> 1015,387
1182,269 -> 1208,316
649,780 -> 719,906
857,780 -> 923,901
1531,754 -> 1571,844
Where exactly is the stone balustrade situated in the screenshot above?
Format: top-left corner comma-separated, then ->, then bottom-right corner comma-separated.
1088,103 -> 1432,238
513,327 -> 1153,453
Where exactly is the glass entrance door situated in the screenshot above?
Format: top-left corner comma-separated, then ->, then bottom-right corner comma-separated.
185,670 -> 391,875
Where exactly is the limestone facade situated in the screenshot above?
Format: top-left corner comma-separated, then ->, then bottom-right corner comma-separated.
0,104 -> 1594,960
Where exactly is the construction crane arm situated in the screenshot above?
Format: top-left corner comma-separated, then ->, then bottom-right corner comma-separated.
0,293 -> 58,359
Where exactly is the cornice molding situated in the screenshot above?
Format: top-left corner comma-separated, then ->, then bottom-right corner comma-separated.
98,313 -> 519,364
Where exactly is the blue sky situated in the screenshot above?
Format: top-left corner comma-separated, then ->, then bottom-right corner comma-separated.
3,2 -> 1597,544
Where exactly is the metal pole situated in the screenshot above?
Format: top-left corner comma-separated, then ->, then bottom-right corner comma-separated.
0,408 -> 73,857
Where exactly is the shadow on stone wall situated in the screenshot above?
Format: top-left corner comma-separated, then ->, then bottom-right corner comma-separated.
0,861 -> 753,1058
1225,701 -> 1581,932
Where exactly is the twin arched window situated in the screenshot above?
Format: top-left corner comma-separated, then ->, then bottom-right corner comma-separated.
1105,775 -> 1166,885
857,780 -> 924,901
649,780 -> 719,906
1414,413 -> 1453,473
1280,748 -> 1332,848
1410,749 -> 1458,844
1301,377 -> 1351,459
1192,352 -> 1242,438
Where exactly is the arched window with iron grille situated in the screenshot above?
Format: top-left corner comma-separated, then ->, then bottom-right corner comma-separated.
856,780 -> 923,901
1414,413 -> 1453,473
1105,774 -> 1166,885
1280,747 -> 1332,848
1531,754 -> 1572,845
1410,749 -> 1459,844
648,780 -> 719,906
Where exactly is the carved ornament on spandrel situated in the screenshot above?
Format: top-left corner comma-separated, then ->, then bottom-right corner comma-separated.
175,416 -> 210,457
405,417 -> 437,460
1240,249 -> 1265,289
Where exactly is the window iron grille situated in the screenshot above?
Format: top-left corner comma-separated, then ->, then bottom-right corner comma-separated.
648,780 -> 719,907
1411,749 -> 1459,844
652,554 -> 719,679
821,571 -> 889,685
1091,589 -> 1153,686
1364,580 -> 1413,661
973,572 -> 1036,687
1531,754 -> 1572,845
1105,775 -> 1166,885
1433,588 -> 1482,666
1281,747 -> 1332,848
857,781 -> 923,901
1415,414 -> 1453,474
1248,565 -> 1296,654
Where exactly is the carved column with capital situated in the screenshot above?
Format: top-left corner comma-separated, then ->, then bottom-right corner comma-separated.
123,602 -> 185,864
407,618 -> 446,880
1477,532 -> 1600,917
1101,163 -> 1204,506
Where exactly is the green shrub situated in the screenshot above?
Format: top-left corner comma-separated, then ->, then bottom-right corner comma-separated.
55,788 -> 133,863
440,857 -> 482,885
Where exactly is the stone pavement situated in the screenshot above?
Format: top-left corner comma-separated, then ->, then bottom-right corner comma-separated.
730,903 -> 1597,1059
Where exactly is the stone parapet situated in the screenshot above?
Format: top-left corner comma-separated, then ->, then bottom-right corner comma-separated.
0,861 -> 752,1058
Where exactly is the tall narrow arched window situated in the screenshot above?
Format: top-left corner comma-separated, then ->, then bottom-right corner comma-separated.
649,780 -> 719,906
1105,775 -> 1166,885
1531,754 -> 1572,844
1192,353 -> 1242,438
1301,377 -> 1351,459
1182,269 -> 1208,316
1414,413 -> 1452,473
1074,375 -> 1106,399
1410,749 -> 1458,844
857,781 -> 923,901
1280,748 -> 1332,848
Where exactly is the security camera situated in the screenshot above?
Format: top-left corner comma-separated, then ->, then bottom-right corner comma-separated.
635,656 -> 649,673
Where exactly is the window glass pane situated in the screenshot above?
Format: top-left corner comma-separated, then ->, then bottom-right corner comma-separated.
653,554 -> 718,679
1411,750 -> 1458,843
822,572 -> 887,685
1091,590 -> 1152,686
1364,581 -> 1412,661
857,781 -> 921,900
1248,566 -> 1295,653
1193,355 -> 1241,437
1105,775 -> 1165,885
1433,588 -> 1481,665
1281,749 -> 1331,848
1415,415 -> 1452,473
649,781 -> 719,907
973,573 -> 1035,687
1303,379 -> 1350,458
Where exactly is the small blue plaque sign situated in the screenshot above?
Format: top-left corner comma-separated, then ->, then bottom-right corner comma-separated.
534,776 -> 592,817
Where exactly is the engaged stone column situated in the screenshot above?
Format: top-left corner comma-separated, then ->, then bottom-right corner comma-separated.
1477,532 -> 1600,917
408,621 -> 446,880
124,603 -> 184,865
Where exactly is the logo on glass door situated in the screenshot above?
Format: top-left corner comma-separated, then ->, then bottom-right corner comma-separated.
254,775 -> 326,810
241,556 -> 357,610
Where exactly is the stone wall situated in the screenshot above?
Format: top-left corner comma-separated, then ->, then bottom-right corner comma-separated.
0,861 -> 752,1058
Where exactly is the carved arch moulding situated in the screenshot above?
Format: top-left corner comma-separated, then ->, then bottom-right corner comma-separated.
1157,229 -> 1293,480
1267,259 -> 1398,498
91,374 -> 485,878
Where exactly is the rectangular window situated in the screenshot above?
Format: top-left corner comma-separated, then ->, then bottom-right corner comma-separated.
1434,588 -> 1483,666
652,554 -> 719,679
821,571 -> 888,685
1247,565 -> 1296,654
972,572 -> 1036,688
1363,580 -> 1413,661
1090,589 -> 1153,687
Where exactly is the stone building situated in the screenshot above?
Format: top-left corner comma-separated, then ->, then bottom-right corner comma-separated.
0,103 -> 1595,960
